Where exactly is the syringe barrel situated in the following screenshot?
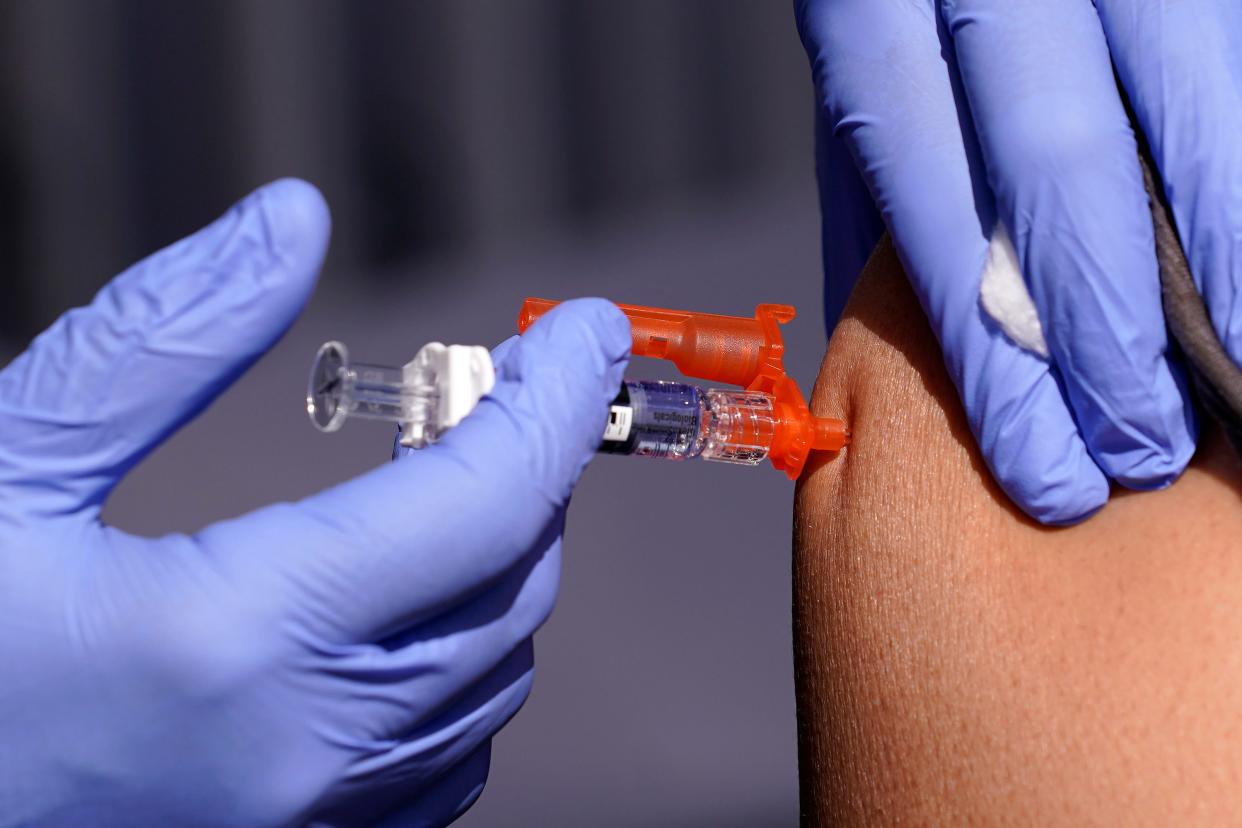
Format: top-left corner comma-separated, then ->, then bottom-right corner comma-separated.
599,381 -> 706,460
598,380 -> 775,465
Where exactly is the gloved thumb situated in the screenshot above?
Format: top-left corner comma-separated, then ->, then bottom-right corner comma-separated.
476,298 -> 634,500
220,298 -> 631,642
0,178 -> 330,518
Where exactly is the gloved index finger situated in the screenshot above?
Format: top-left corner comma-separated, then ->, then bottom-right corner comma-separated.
199,299 -> 631,642
940,0 -> 1196,489
797,0 -> 1109,523
0,179 -> 330,519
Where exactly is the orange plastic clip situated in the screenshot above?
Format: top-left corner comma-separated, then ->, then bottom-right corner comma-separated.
518,298 -> 848,479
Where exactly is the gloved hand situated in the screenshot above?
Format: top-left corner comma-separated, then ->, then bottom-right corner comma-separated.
795,0 -> 1241,524
0,179 -> 630,827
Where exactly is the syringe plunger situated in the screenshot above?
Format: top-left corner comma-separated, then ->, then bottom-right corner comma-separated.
307,341 -> 435,433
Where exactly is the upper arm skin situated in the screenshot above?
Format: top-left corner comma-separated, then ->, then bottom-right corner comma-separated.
793,237 -> 1242,826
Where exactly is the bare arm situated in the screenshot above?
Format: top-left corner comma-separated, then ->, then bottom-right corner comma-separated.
794,236 -> 1242,825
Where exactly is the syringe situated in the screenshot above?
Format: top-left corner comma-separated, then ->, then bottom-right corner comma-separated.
308,344 -> 845,465
308,298 -> 848,476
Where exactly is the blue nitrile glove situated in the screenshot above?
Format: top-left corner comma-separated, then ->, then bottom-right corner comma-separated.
0,179 -> 630,827
796,1 -> 1241,524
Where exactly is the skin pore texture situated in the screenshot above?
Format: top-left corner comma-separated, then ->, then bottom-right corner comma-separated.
793,237 -> 1242,825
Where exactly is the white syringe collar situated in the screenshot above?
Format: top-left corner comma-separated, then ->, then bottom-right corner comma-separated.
399,343 -> 495,448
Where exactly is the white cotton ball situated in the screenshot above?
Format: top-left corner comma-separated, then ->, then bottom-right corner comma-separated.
979,223 -> 1050,359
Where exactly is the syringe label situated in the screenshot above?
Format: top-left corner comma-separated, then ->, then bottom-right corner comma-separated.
602,405 -> 633,441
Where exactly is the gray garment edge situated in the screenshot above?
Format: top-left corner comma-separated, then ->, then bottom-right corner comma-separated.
1136,143 -> 1242,459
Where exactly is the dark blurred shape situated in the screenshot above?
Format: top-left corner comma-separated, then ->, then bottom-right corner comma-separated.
2,0 -> 809,345
343,3 -> 465,263
116,1 -> 245,252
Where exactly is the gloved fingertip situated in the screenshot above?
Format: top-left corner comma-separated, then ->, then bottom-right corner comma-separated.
1075,366 -> 1197,493
594,299 -> 634,360
513,298 -> 631,393
983,408 -> 1112,526
488,335 -> 520,371
1019,472 -> 1110,527
446,298 -> 630,492
253,178 -> 332,278
1099,440 -> 1195,493
529,298 -> 631,360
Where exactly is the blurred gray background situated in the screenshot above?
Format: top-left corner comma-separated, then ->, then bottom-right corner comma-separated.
1,2 -> 827,825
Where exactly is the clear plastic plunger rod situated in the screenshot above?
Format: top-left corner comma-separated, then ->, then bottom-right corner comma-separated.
307,341 -> 435,433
